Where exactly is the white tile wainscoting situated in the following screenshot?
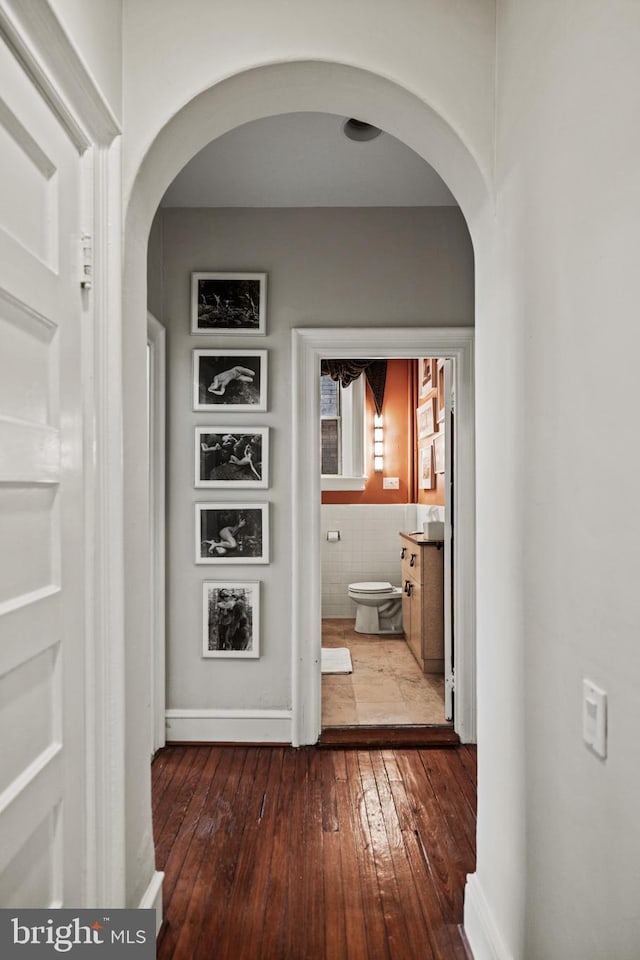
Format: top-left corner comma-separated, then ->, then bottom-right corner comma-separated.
321,503 -> 445,618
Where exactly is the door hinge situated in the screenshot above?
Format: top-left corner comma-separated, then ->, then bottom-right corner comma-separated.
79,233 -> 92,289
445,672 -> 455,693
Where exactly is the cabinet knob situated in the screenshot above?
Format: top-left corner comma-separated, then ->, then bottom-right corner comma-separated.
400,546 -> 406,559
409,553 -> 416,567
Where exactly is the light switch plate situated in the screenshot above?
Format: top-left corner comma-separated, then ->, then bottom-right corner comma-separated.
582,679 -> 607,758
383,477 -> 399,489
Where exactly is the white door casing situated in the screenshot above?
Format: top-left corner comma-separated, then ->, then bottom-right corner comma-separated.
443,358 -> 454,720
148,313 -> 166,756
291,327 -> 476,746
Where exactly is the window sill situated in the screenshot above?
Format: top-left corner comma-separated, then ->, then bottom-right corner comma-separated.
321,475 -> 368,492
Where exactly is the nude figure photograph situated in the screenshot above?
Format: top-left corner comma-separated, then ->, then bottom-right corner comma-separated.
193,349 -> 267,411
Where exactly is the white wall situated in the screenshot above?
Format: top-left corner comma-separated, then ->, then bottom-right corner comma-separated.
49,0 -> 122,120
466,3 -> 640,959
122,0 -> 495,205
157,207 -> 473,726
321,504 -> 417,617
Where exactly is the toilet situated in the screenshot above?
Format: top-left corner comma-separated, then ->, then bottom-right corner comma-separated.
347,581 -> 403,635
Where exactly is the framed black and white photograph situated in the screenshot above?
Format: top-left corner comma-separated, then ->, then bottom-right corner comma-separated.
195,427 -> 269,489
193,349 -> 267,412
191,272 -> 266,335
202,580 -> 260,658
196,503 -> 269,564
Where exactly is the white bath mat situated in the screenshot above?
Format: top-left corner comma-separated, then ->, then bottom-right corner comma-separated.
321,647 -> 353,675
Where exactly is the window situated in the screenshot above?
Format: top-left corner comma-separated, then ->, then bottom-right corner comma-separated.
320,374 -> 367,490
320,375 -> 341,474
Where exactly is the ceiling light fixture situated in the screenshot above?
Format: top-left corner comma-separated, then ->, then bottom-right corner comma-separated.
343,118 -> 382,142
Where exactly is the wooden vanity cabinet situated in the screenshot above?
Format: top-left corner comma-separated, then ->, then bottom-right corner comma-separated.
399,532 -> 444,674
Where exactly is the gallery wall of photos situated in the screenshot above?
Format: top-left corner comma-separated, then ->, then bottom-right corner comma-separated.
190,271 -> 269,660
415,356 -> 447,505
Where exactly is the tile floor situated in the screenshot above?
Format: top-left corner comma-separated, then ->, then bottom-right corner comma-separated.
321,618 -> 449,727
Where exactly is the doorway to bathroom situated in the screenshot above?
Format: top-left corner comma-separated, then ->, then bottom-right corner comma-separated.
291,326 -> 475,747
319,354 -> 455,737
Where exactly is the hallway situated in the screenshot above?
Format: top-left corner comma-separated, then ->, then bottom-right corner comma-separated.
152,744 -> 476,959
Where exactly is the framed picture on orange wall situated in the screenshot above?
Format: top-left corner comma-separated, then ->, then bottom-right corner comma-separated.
416,397 -> 436,439
433,432 -> 445,474
419,357 -> 435,397
418,440 -> 434,489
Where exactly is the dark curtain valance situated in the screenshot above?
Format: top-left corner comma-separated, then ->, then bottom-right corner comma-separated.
321,359 -> 387,416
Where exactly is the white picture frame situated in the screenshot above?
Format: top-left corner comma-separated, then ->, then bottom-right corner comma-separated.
196,502 -> 269,564
195,427 -> 269,489
193,349 -> 267,412
419,439 -> 435,489
202,580 -> 260,658
416,397 -> 437,439
433,431 -> 445,474
191,272 -> 266,335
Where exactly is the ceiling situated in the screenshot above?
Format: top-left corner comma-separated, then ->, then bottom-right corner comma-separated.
161,112 -> 457,208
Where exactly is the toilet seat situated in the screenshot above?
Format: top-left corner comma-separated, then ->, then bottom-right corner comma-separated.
349,581 -> 395,595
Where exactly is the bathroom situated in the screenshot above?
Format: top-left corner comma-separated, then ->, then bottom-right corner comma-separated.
320,357 -> 451,730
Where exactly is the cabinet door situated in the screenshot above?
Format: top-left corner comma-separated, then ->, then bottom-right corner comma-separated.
404,576 -> 423,668
402,579 -> 412,644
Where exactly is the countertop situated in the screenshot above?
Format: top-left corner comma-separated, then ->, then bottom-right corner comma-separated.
399,531 -> 444,546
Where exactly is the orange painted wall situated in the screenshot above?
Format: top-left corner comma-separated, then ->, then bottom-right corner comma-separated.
321,358 -> 447,507
322,359 -> 412,505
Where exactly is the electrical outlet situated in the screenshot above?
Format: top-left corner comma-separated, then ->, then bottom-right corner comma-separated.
383,477 -> 399,489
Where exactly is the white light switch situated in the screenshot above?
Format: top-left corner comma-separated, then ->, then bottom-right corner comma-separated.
582,679 -> 607,758
383,477 -> 399,489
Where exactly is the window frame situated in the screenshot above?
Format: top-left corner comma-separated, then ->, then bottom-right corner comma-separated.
320,375 -> 367,491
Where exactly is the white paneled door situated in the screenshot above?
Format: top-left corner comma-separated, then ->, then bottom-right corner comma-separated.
0,33 -> 88,906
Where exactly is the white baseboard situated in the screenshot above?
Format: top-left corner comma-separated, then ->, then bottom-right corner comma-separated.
138,870 -> 164,936
464,873 -> 513,960
165,708 -> 292,743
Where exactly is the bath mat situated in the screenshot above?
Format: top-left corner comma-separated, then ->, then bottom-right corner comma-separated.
321,647 -> 353,674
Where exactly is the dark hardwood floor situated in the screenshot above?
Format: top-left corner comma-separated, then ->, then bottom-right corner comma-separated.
152,745 -> 476,960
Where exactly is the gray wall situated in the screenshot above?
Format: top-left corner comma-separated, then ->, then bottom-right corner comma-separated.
155,207 -> 473,714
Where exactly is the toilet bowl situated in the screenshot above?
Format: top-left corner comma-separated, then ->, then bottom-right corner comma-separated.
347,581 -> 403,635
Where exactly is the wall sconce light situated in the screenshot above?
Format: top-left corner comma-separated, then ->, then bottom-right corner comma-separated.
373,413 -> 384,472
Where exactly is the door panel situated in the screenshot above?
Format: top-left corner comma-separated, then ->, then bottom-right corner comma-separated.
0,31 -> 86,907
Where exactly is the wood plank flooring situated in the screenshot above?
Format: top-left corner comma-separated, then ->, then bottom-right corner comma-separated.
153,745 -> 476,960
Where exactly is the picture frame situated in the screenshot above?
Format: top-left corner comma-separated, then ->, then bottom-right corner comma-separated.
191,272 -> 266,335
437,359 -> 446,422
418,440 -> 434,489
433,432 -> 445,474
195,427 -> 269,489
419,357 -> 435,398
196,503 -> 269,565
416,397 -> 437,439
202,580 -> 260,658
193,349 -> 267,412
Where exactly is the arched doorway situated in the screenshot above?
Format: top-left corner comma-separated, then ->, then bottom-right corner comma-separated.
123,56 -> 491,919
